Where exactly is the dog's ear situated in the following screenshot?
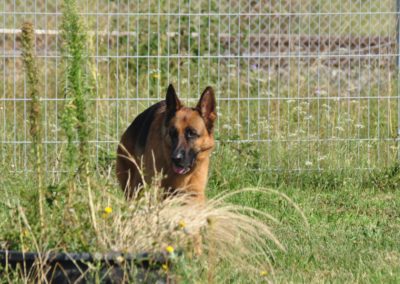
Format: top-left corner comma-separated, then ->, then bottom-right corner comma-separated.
196,86 -> 217,132
166,84 -> 182,112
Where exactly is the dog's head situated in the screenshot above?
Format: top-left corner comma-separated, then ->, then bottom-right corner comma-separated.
164,84 -> 217,175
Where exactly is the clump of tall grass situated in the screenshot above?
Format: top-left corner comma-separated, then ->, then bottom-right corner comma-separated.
20,22 -> 45,232
94,183 -> 306,282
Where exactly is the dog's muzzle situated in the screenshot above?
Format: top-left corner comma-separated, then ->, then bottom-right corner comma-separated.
171,148 -> 196,175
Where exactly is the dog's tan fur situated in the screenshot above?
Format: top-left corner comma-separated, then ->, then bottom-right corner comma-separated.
116,84 -> 216,202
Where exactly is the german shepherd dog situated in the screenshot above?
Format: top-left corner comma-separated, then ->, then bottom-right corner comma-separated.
116,84 -> 216,203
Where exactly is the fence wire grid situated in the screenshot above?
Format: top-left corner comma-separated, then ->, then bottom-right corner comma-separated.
1,0 -> 399,173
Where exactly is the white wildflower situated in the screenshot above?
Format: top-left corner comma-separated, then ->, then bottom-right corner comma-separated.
222,124 -> 232,130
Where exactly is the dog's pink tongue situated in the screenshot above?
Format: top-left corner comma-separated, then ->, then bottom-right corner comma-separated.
174,166 -> 186,174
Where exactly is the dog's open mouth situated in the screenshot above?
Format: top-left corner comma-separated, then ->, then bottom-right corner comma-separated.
172,163 -> 191,175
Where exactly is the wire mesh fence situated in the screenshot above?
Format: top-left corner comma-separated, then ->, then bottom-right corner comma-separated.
1,0 -> 399,173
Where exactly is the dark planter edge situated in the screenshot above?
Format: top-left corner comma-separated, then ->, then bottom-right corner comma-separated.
0,250 -> 167,266
0,250 -> 170,282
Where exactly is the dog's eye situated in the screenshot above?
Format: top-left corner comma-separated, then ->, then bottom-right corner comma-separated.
185,128 -> 198,140
169,128 -> 178,139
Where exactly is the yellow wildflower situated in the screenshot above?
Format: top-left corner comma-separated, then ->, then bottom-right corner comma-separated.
260,270 -> 268,277
101,206 -> 113,219
162,264 -> 168,271
104,206 -> 112,214
165,245 -> 174,254
152,73 -> 160,79
178,220 -> 186,229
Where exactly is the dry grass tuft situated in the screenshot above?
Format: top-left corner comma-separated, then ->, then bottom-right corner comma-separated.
94,167 -> 307,281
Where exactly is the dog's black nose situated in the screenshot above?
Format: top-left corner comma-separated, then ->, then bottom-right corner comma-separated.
171,149 -> 185,164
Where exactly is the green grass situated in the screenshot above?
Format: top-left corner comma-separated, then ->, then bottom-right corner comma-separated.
0,0 -> 399,282
208,147 -> 400,283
